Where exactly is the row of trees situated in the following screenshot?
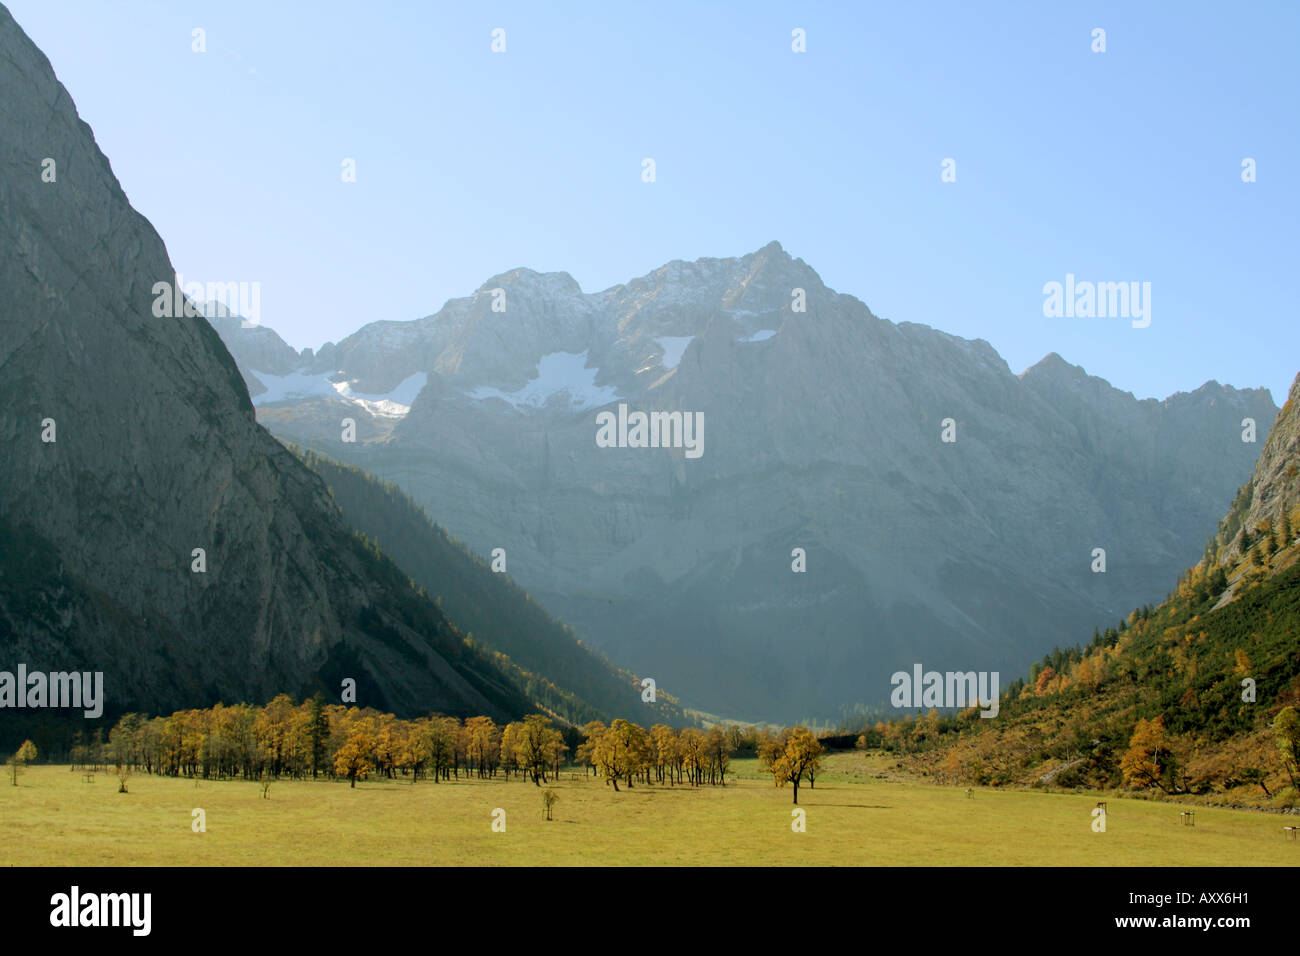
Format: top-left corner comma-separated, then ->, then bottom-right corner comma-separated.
577,719 -> 825,803
97,698 -> 827,801
101,696 -> 571,788
576,719 -> 734,790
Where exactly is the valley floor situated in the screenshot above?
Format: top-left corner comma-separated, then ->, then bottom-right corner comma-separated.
4,755 -> 1297,866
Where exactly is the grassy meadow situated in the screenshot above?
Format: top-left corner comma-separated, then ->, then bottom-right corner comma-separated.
4,753 -> 1297,866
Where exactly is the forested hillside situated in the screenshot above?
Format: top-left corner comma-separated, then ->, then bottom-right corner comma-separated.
298,449 -> 687,728
869,373 -> 1300,807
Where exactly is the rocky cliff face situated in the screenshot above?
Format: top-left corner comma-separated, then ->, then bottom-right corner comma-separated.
0,5 -> 528,721
222,241 -> 1278,722
1226,371 -> 1300,557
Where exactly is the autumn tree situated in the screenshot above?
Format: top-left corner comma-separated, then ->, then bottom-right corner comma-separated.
334,716 -> 376,788
546,726 -> 569,779
679,727 -> 707,786
1035,665 -> 1057,695
465,716 -> 501,778
705,727 -> 734,786
515,714 -> 561,785
451,718 -> 468,778
255,694 -> 297,778
761,727 -> 823,804
1273,706 -> 1300,792
8,740 -> 36,786
499,721 -> 522,780
1120,716 -> 1177,793
425,716 -> 461,782
593,719 -> 649,792
650,725 -> 679,784
400,718 -> 432,781
576,721 -> 606,778
367,714 -> 405,779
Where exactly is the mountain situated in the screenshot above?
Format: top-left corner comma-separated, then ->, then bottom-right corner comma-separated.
896,370 -> 1300,803
0,5 -> 537,726
295,449 -> 685,726
213,245 -> 1278,723
204,308 -> 306,397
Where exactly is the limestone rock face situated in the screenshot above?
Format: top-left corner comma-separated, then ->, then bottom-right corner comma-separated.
0,5 -> 524,721
224,232 -> 1278,721
1232,371 -> 1300,552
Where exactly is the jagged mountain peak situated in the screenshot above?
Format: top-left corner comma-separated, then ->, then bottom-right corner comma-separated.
613,241 -> 826,317
476,267 -> 585,298
1022,351 -> 1080,376
1163,377 -> 1274,409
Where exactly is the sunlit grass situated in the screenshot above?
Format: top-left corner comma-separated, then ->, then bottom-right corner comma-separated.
4,755 -> 1296,866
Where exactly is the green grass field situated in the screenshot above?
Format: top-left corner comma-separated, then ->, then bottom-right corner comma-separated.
4,754 -> 1297,866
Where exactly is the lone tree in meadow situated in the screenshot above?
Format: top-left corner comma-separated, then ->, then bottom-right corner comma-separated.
542,789 -> 558,821
8,740 -> 37,786
760,727 -> 824,805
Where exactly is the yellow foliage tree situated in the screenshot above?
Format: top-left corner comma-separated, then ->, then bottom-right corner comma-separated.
333,730 -> 374,788
1034,665 -> 1057,695
8,739 -> 37,786
593,719 -> 650,792
761,726 -> 824,804
1120,716 -> 1174,794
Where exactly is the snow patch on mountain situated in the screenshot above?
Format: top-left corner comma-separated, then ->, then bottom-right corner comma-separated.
741,329 -> 777,342
469,350 -> 620,411
251,371 -> 339,405
335,372 -> 428,406
251,369 -> 428,418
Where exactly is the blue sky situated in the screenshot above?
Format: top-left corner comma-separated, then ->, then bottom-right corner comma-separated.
11,1 -> 1298,402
